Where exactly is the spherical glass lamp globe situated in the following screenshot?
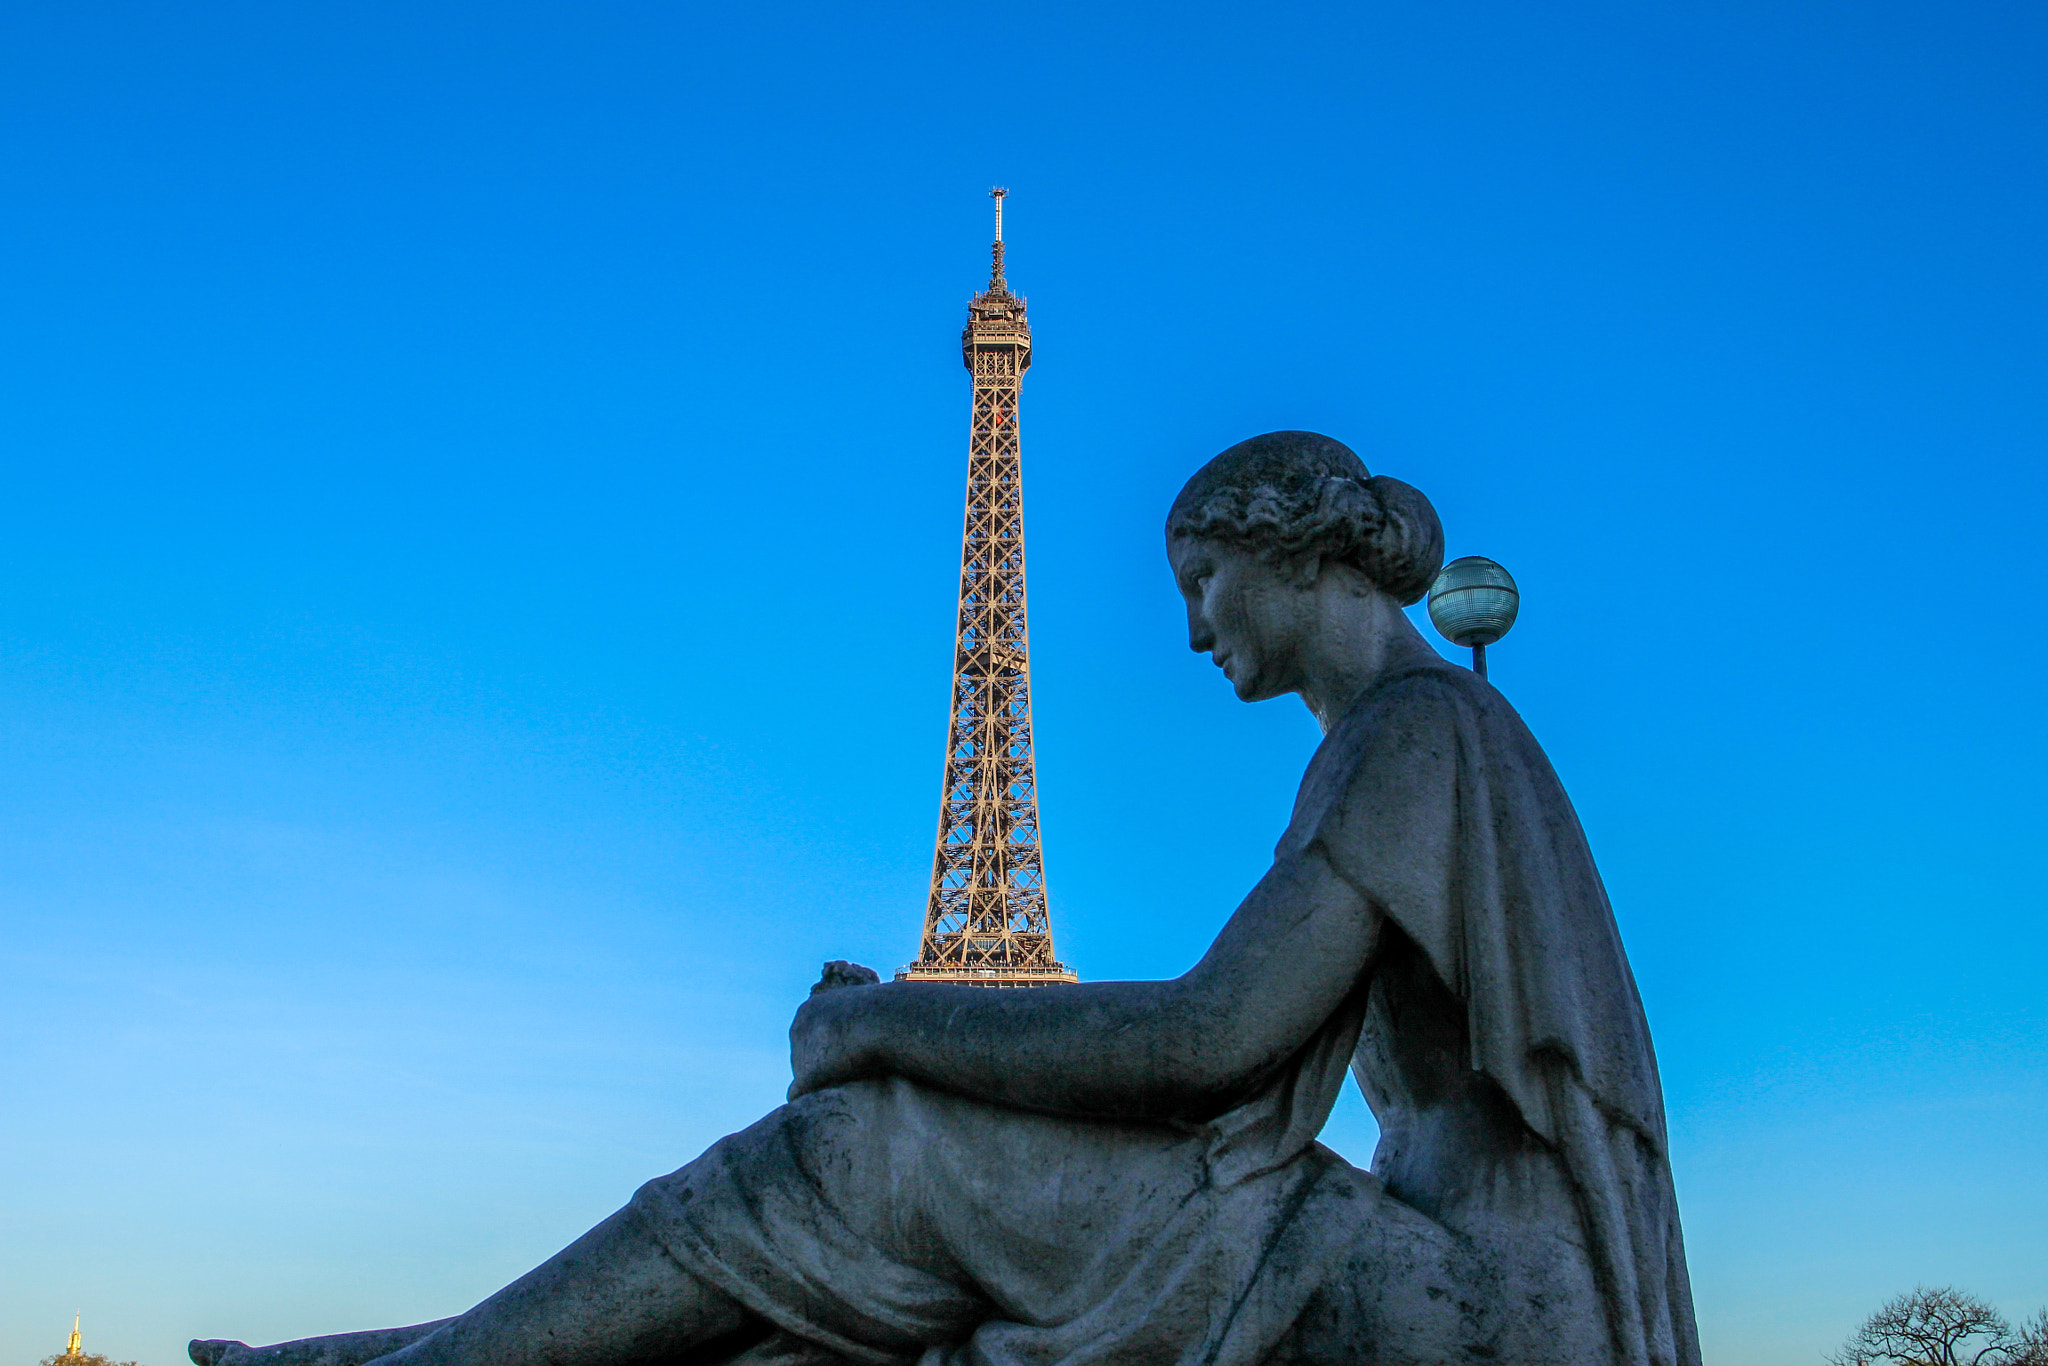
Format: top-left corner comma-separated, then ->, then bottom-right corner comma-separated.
1427,557 -> 1519,672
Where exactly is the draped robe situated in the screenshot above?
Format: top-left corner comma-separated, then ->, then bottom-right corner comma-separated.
631,662 -> 1700,1366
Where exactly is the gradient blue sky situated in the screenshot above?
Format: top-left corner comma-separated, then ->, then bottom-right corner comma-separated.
2,3 -> 2043,1363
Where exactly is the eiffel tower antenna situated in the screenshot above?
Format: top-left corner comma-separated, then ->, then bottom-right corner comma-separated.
898,190 -> 1076,988
989,186 -> 1007,287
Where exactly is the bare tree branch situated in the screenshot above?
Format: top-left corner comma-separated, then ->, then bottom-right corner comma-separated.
2009,1310 -> 2048,1366
1827,1287 -> 2035,1366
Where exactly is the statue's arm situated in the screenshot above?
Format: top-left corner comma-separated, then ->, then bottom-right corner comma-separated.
789,843 -> 1380,1121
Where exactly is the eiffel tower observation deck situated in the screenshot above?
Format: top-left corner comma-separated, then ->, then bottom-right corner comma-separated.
898,190 -> 1076,988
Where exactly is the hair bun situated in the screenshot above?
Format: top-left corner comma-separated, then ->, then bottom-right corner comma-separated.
1166,433 -> 1444,605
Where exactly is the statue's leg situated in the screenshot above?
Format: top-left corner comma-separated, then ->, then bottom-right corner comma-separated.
190,1321 -> 454,1366
193,1202 -> 760,1366
366,1201 -> 757,1366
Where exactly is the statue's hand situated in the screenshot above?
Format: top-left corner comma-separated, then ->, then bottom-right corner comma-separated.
809,959 -> 881,996
789,961 -> 884,1101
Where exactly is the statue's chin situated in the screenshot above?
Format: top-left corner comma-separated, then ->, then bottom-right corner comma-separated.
1231,672 -> 1278,703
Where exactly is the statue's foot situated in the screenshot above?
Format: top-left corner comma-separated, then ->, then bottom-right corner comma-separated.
189,1341 -> 252,1366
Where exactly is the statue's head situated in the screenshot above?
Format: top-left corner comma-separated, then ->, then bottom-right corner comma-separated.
1166,431 -> 1444,703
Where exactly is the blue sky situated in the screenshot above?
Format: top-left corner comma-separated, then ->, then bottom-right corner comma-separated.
1,3 -> 2043,1364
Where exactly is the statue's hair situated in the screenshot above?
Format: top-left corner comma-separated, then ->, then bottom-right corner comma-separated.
1166,431 -> 1445,605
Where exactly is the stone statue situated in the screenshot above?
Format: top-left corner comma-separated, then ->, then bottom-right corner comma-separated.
192,431 -> 1700,1366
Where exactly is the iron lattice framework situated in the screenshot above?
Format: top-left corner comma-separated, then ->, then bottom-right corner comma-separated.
899,191 -> 1076,988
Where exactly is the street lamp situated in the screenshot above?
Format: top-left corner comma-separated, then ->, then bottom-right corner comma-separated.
1427,556 -> 1519,680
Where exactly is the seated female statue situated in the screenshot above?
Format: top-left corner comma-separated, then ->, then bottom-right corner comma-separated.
192,431 -> 1700,1366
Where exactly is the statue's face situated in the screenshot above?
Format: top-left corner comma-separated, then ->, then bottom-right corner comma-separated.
1169,534 -> 1317,704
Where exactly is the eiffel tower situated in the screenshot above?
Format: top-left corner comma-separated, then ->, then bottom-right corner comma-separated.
897,190 -> 1076,988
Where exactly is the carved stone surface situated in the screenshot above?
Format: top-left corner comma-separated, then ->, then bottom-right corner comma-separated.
191,431 -> 1700,1366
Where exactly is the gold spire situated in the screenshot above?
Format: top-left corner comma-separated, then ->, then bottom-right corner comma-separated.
66,1313 -> 82,1358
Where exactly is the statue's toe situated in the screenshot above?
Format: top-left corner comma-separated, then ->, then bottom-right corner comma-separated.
190,1338 -> 251,1366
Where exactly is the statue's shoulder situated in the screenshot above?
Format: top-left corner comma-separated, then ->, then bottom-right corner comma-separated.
1328,661 -> 1484,752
